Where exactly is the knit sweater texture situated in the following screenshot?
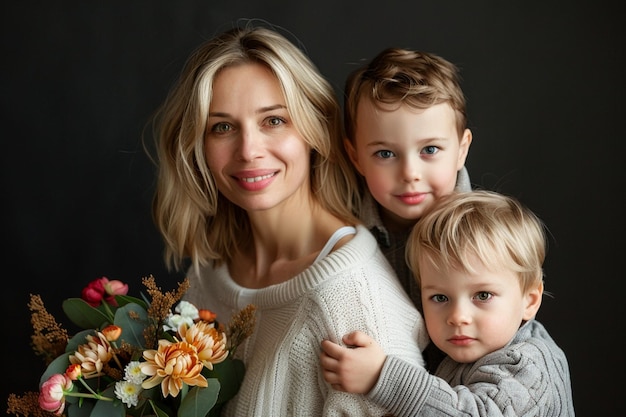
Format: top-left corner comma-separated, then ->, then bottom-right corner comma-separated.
368,319 -> 575,416
183,225 -> 429,416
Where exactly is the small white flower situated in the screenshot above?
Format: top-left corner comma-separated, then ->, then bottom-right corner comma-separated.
175,300 -> 199,319
124,360 -> 147,385
163,313 -> 195,332
114,380 -> 142,408
163,301 -> 199,331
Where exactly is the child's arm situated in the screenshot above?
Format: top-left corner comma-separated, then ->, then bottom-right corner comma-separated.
320,330 -> 386,394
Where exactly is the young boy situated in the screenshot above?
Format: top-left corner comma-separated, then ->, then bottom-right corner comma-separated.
321,191 -> 575,416
342,47 -> 472,369
343,47 -> 472,314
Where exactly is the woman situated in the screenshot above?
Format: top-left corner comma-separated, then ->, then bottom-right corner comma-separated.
151,21 -> 427,416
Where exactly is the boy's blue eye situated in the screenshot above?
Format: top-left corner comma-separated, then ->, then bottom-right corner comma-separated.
422,146 -> 438,155
375,150 -> 395,159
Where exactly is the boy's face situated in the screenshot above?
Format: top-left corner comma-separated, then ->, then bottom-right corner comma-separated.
420,257 -> 542,363
346,99 -> 471,230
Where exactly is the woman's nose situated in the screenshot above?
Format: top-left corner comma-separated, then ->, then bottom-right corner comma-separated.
237,127 -> 263,162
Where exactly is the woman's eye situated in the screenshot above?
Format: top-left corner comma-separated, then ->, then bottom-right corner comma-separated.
211,122 -> 232,133
267,117 -> 285,126
422,146 -> 439,155
475,292 -> 492,301
375,150 -> 395,159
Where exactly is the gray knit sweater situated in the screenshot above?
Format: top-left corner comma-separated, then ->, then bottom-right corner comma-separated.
367,319 -> 575,416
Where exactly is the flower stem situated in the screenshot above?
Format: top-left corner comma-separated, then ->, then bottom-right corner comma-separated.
76,377 -> 113,401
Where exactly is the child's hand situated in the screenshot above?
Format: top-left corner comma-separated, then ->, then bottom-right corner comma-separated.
320,330 -> 386,394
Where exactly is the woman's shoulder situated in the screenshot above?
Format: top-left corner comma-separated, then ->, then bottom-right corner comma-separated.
183,263 -> 232,302
314,224 -> 394,277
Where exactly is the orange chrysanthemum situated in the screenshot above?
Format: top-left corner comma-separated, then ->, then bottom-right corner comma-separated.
140,340 -> 208,398
178,321 -> 228,370
69,331 -> 113,378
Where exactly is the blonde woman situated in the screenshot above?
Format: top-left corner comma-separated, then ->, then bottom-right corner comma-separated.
151,21 -> 427,416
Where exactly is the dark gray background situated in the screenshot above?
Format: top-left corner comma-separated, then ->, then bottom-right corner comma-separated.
2,2 -> 622,415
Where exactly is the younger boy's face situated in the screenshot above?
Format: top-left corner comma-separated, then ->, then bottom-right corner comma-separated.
346,99 -> 471,231
420,257 -> 542,363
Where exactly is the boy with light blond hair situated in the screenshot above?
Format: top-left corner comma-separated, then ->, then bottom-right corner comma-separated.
321,190 -> 575,416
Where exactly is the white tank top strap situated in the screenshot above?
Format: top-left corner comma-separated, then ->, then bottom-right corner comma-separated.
314,226 -> 357,263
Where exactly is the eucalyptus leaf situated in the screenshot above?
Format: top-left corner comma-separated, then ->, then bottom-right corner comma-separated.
115,294 -> 148,309
177,380 -> 220,417
66,329 -> 96,353
114,303 -> 149,348
144,396 -> 174,417
67,399 -> 93,417
151,404 -> 171,417
89,386 -> 124,417
203,358 -> 245,405
62,298 -> 112,329
39,352 -> 71,386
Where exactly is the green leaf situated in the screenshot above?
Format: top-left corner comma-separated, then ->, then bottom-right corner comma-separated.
63,298 -> 112,329
39,352 -> 71,386
150,403 -> 171,417
67,399 -> 94,417
203,358 -> 245,405
142,397 -> 173,417
114,303 -> 149,348
89,386 -> 124,417
66,329 -> 95,353
177,381 -> 220,417
114,294 -> 148,310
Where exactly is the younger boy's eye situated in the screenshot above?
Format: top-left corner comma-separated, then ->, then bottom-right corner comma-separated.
375,150 -> 395,159
421,145 -> 439,155
475,292 -> 492,301
431,294 -> 448,303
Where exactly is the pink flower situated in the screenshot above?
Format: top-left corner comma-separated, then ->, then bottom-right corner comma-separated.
103,279 -> 128,305
81,277 -> 128,307
81,278 -> 106,307
39,373 -> 73,415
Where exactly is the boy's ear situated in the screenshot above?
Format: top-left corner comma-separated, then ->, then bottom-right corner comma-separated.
456,128 -> 473,170
344,138 -> 365,175
522,280 -> 544,321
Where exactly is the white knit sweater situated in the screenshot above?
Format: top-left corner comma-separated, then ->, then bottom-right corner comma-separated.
184,225 -> 428,416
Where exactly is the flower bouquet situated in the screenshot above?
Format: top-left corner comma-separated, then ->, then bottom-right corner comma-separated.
6,275 -> 255,417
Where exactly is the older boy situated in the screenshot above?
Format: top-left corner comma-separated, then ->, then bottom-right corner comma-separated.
343,47 -> 472,314
341,47 -> 472,370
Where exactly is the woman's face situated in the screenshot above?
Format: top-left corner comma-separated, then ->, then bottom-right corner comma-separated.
204,63 -> 311,214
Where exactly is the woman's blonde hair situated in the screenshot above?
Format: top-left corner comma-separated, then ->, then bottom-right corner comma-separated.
407,190 -> 546,293
151,22 -> 359,272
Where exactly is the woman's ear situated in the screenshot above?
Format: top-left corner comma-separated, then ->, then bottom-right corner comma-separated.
522,280 -> 544,321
